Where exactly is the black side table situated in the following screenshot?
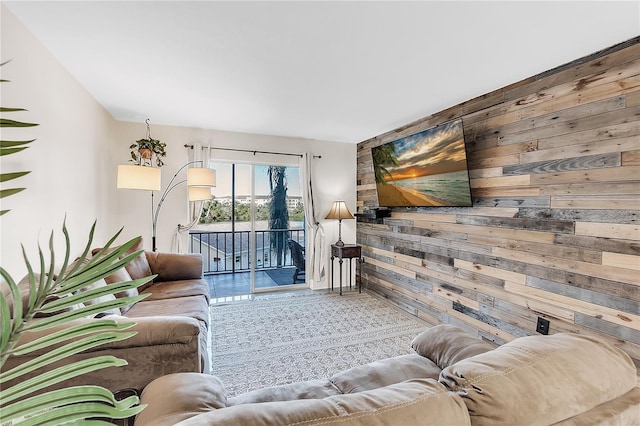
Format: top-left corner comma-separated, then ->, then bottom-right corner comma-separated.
330,244 -> 362,295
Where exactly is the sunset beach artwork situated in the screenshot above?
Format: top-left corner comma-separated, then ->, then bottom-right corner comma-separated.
371,119 -> 472,207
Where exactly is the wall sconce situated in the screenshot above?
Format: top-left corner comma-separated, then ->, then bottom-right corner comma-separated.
325,200 -> 354,247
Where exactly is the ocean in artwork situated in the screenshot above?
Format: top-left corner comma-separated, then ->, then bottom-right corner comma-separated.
391,170 -> 472,206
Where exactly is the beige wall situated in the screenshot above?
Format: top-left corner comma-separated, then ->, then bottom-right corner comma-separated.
357,38 -> 640,365
1,4 -> 357,290
110,121 -> 357,289
0,5 -> 116,279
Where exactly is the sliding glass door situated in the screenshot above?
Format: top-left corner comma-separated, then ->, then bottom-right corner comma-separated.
190,161 -> 306,296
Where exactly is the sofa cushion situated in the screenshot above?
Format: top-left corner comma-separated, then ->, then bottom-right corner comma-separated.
104,267 -> 138,314
228,378 -> 341,406
227,354 -> 444,407
122,238 -> 153,284
411,324 -> 494,370
330,353 -> 442,394
125,295 -> 209,326
145,252 -> 204,282
140,278 -> 209,302
147,378 -> 471,426
3,273 -> 45,316
439,333 -> 638,426
92,238 -> 153,289
552,387 -> 640,425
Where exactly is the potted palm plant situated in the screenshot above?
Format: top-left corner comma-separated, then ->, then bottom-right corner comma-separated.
0,222 -> 152,425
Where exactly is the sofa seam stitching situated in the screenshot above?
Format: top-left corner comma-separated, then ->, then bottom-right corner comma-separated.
286,385 -> 453,426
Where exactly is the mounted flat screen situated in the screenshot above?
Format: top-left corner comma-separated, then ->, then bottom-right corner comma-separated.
371,118 -> 472,207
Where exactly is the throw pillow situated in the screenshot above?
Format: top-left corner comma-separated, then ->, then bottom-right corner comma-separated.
77,280 -> 121,315
74,261 -> 121,317
92,238 -> 153,290
122,238 -> 153,283
34,294 -> 85,318
104,266 -> 138,314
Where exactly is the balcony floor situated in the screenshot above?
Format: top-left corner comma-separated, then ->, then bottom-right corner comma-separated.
204,267 -> 304,301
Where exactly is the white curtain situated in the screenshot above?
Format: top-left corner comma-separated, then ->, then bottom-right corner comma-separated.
172,143 -> 209,253
299,153 -> 326,285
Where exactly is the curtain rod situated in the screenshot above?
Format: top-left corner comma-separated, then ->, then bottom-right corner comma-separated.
184,144 -> 321,159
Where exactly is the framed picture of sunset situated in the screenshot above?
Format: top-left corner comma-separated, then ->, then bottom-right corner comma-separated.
371,118 -> 472,207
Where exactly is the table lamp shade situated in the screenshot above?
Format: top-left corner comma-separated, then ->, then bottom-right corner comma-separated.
187,167 -> 216,187
117,165 -> 161,191
325,201 -> 354,220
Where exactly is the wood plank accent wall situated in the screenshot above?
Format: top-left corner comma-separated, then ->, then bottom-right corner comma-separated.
356,37 -> 640,366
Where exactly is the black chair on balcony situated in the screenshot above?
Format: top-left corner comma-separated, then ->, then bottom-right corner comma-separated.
287,239 -> 305,284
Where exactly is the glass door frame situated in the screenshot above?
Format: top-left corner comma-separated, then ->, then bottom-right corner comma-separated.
250,161 -> 308,294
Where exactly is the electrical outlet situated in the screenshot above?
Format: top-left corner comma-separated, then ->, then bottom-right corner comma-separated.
536,317 -> 550,335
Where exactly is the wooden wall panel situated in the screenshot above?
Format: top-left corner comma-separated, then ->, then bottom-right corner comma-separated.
356,37 -> 640,366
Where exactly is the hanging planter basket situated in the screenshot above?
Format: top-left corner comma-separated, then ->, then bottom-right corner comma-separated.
129,119 -> 167,167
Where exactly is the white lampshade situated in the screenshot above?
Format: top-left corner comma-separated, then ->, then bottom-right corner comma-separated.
187,167 -> 216,187
117,164 -> 161,191
188,186 -> 212,201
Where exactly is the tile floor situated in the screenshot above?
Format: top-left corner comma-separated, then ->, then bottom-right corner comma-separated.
205,269 -> 308,303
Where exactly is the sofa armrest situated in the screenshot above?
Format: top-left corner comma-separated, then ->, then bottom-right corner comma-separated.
99,314 -> 201,348
136,373 -> 227,426
145,252 -> 203,282
11,315 -> 201,356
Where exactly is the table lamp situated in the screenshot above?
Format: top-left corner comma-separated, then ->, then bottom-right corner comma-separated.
325,200 -> 354,247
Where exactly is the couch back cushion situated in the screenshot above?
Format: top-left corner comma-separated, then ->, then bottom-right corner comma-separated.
178,379 -> 471,426
122,238 -> 153,282
439,333 -> 638,426
411,324 -> 495,369
92,238 -> 153,287
145,252 -> 203,282
2,273 -> 85,318
330,353 -> 442,394
228,378 -> 341,406
2,273 -> 40,316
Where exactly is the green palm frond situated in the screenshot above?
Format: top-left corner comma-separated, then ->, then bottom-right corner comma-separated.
4,385 -> 142,426
0,171 -> 30,183
0,220 -> 152,424
0,60 -> 36,215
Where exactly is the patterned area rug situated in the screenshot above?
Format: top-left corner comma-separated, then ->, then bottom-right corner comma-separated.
209,292 -> 429,396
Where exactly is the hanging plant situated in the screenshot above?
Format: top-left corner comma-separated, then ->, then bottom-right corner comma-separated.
129,119 -> 166,167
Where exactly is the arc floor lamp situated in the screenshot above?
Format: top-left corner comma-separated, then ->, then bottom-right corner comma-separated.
117,161 -> 216,251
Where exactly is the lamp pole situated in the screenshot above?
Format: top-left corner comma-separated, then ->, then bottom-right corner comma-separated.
151,160 -> 204,252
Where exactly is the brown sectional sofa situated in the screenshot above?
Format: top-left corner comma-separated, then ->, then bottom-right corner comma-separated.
135,325 -> 639,426
3,240 -> 211,394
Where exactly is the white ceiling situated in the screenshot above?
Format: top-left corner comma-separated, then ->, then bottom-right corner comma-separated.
4,1 -> 639,143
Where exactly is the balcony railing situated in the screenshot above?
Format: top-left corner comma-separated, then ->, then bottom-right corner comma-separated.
189,228 -> 305,274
